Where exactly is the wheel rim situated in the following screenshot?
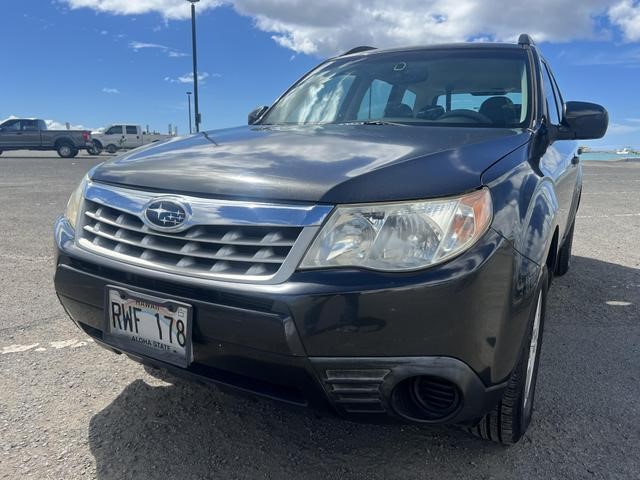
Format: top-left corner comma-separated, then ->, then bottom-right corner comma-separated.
60,146 -> 70,156
523,291 -> 542,413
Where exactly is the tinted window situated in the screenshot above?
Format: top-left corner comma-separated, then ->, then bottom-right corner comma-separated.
357,79 -> 392,120
22,120 -> 38,131
263,49 -> 531,128
401,89 -> 417,109
542,63 -> 561,125
106,126 -> 123,135
126,126 -> 137,134
437,92 -> 522,112
1,120 -> 20,131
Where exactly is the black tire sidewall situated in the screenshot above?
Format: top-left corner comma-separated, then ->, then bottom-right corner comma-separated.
517,266 -> 549,437
57,143 -> 74,158
91,140 -> 103,155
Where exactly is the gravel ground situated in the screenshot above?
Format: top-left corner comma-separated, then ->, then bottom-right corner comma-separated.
1,151 -> 639,479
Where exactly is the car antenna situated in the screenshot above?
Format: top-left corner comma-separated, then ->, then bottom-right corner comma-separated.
518,34 -> 535,47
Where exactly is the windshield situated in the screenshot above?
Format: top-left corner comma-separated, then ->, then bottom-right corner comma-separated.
262,49 -> 531,128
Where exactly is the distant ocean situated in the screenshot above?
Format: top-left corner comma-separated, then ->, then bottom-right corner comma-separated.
580,152 -> 640,161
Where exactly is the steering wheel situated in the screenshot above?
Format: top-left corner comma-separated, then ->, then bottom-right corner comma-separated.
437,109 -> 492,124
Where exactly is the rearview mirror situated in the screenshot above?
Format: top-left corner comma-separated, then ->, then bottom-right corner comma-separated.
248,106 -> 269,125
559,101 -> 608,140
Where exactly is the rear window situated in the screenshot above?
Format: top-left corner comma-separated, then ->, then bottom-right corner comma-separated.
126,126 -> 137,134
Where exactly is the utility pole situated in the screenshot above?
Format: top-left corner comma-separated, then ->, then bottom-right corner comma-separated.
187,0 -> 201,132
186,91 -> 193,134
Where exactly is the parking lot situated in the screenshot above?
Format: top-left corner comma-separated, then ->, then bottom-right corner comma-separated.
1,150 -> 638,479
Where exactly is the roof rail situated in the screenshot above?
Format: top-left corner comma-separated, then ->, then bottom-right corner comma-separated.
341,46 -> 376,56
518,34 -> 535,46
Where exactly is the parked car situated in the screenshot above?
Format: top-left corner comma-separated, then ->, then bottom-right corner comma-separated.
0,118 -> 92,158
54,34 -> 607,444
88,124 -> 174,154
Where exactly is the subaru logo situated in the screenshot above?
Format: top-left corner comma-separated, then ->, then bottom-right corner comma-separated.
144,199 -> 189,230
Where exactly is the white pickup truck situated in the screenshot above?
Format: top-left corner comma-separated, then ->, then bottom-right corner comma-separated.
89,124 -> 174,154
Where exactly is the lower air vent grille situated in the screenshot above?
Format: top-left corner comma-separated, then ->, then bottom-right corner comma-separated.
323,369 -> 390,413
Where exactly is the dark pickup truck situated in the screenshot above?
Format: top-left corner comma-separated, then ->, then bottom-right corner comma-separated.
0,118 -> 92,158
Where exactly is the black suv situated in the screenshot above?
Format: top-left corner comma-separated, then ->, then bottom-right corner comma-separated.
54,34 -> 607,444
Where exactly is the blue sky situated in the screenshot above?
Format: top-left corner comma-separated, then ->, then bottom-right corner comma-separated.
1,0 -> 639,149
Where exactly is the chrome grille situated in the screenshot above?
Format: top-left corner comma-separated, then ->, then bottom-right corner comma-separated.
73,181 -> 334,283
79,199 -> 302,278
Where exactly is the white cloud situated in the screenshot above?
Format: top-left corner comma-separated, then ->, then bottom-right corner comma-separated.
609,0 -> 640,41
63,0 -> 223,19
60,0 -> 640,56
164,72 -> 219,84
102,87 -> 120,94
129,41 -> 188,58
45,119 -> 89,130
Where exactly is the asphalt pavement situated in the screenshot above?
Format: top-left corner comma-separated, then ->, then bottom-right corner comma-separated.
1,150 -> 639,479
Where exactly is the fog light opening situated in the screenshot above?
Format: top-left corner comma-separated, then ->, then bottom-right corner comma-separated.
392,376 -> 462,422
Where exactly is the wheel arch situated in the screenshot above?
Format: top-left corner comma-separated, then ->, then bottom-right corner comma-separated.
54,137 -> 74,148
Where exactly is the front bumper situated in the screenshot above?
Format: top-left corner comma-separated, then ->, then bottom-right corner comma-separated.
54,216 -> 540,424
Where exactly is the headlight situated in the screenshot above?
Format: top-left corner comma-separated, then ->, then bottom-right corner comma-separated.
64,175 -> 89,229
300,188 -> 492,271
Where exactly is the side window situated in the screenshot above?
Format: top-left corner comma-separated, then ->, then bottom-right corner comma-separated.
106,126 -> 123,135
547,66 -> 565,122
541,63 -> 561,125
22,120 -> 38,131
357,79 -> 393,120
401,89 -> 417,109
126,126 -> 137,135
2,120 -> 20,131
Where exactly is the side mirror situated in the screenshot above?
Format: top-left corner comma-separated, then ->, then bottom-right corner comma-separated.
558,101 -> 608,140
248,106 -> 269,125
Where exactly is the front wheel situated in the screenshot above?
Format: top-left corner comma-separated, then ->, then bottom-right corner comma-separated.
87,140 -> 103,155
469,266 -> 548,445
56,143 -> 76,158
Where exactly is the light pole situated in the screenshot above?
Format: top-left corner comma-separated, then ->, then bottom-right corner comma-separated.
187,0 -> 201,132
186,91 -> 193,134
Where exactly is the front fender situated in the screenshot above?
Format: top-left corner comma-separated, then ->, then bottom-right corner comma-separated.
484,145 -> 559,268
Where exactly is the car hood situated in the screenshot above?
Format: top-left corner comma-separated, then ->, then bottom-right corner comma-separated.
90,124 -> 530,204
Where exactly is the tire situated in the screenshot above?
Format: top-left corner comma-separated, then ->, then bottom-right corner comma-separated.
56,142 -> 75,158
106,144 -> 118,154
555,220 -> 575,276
469,266 -> 548,445
69,148 -> 79,158
88,140 -> 102,155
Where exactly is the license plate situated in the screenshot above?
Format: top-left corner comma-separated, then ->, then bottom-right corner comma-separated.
104,286 -> 192,367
